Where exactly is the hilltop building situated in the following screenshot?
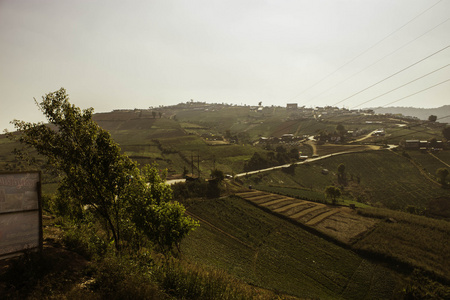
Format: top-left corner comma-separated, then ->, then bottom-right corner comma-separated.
286,103 -> 298,110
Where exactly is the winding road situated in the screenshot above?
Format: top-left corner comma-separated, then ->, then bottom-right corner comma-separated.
235,143 -> 397,178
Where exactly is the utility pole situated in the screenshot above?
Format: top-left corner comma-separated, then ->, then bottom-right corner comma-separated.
197,152 -> 200,178
191,151 -> 200,178
191,152 -> 194,177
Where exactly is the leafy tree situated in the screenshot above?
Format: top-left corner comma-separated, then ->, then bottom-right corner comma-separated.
337,163 -> 345,175
289,148 -> 299,160
244,152 -> 268,172
124,165 -> 198,252
275,145 -> 286,153
443,126 -> 450,140
428,115 -> 437,122
429,138 -> 438,148
275,152 -> 290,165
210,169 -> 225,182
336,124 -> 346,138
11,88 -> 197,252
325,186 -> 341,205
11,88 -> 134,249
224,130 -> 232,140
436,168 -> 449,186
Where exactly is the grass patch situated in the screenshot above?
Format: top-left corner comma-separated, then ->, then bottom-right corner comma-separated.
354,207 -> 450,281
240,150 -> 449,210
182,196 -> 398,299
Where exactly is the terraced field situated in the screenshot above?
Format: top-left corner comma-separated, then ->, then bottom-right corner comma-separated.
236,190 -> 379,244
182,196 -> 398,299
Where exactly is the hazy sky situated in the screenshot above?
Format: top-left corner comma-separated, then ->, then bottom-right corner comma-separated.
1,0 -> 449,131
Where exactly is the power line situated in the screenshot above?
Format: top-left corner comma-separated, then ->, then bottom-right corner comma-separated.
288,100 -> 449,143
378,79 -> 450,107
331,44 -> 450,107
287,0 -> 445,104
352,64 -> 450,109
302,17 -> 450,106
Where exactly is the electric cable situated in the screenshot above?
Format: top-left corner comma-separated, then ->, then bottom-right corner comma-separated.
378,79 -> 450,107
287,0 -> 445,104
352,65 -> 450,108
331,44 -> 450,107
302,17 -> 450,106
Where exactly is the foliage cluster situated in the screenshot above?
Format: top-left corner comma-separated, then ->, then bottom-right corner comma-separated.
172,178 -> 223,201
10,88 -> 198,253
1,245 -> 293,300
324,185 -> 341,204
243,146 -> 299,172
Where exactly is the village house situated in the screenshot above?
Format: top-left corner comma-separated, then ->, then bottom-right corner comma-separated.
286,103 -> 298,110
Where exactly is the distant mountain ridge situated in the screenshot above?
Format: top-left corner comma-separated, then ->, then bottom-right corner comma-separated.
372,105 -> 450,122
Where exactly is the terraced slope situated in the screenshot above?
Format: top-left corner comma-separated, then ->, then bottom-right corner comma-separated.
236,191 -> 379,244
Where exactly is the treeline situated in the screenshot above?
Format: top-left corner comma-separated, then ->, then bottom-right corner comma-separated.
244,146 -> 299,172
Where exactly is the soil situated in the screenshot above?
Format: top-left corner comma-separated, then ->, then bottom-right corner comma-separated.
236,191 -> 380,245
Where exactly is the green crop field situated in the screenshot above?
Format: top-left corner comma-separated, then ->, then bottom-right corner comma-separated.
407,150 -> 450,178
354,207 -> 450,281
93,114 -> 263,175
240,150 -> 449,210
385,126 -> 442,144
182,196 -> 398,299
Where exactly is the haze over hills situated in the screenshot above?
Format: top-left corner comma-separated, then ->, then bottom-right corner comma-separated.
3,103 -> 449,133
1,93 -> 450,298
372,105 -> 450,121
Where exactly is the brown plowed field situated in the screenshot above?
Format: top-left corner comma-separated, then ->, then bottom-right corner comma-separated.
289,204 -> 326,219
268,200 -> 302,211
278,203 -> 316,215
305,209 -> 340,226
238,191 -> 265,198
260,198 -> 295,207
273,202 -> 308,213
249,195 -> 285,204
236,191 -> 379,244
294,207 -> 331,223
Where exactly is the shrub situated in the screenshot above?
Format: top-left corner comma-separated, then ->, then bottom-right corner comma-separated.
90,254 -> 164,300
62,223 -> 108,260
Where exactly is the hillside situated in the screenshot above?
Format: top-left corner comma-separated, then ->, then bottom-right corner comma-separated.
182,196 -> 399,299
239,150 -> 449,212
233,190 -> 450,282
373,105 -> 450,122
2,101 -> 449,298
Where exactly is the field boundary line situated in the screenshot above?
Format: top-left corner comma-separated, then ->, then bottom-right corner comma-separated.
389,149 -> 441,186
305,209 -> 340,226
428,151 -> 450,168
289,204 -> 326,219
185,210 -> 255,250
